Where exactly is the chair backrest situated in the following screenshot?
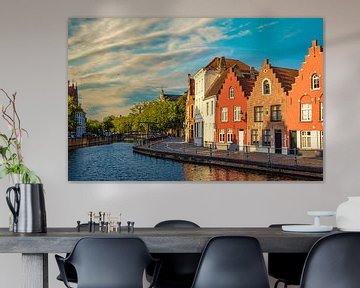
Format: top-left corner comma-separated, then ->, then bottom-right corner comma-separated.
155,220 -> 200,228
67,237 -> 154,288
300,232 -> 360,288
268,224 -> 308,285
152,220 -> 201,285
191,236 -> 270,288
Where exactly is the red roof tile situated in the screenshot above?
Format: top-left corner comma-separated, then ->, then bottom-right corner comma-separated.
271,66 -> 299,93
204,64 -> 257,99
205,57 -> 251,71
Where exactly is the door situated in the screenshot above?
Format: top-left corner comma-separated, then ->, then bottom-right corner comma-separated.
238,130 -> 244,151
289,130 -> 297,155
275,130 -> 282,154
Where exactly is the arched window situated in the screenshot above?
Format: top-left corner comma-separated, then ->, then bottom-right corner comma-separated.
312,74 -> 320,90
262,79 -> 271,95
229,87 -> 235,99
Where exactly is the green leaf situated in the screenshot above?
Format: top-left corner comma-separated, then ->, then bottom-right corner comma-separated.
21,128 -> 29,137
0,147 -> 6,157
0,168 -> 9,179
0,133 -> 8,142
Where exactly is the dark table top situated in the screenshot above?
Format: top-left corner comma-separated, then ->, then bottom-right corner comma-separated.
0,227 -> 340,254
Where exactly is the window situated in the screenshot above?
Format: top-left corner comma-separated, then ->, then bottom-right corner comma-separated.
221,107 -> 228,122
320,102 -> 323,121
254,106 -> 263,122
191,105 -> 194,118
301,131 -> 312,148
263,79 -> 271,95
262,129 -> 271,146
219,129 -> 225,143
301,103 -> 312,122
234,106 -> 241,122
320,131 -> 324,149
312,74 -> 320,90
210,101 -> 214,116
206,102 -> 209,116
229,87 -> 235,99
227,129 -> 233,143
251,130 -> 259,145
271,105 -> 282,122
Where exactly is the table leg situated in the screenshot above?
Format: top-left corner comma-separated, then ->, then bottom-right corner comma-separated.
22,253 -> 48,288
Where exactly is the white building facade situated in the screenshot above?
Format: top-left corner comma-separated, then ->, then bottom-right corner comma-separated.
193,68 -> 218,146
75,110 -> 86,137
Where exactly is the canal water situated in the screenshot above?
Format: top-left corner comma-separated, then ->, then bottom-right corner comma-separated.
68,142 -> 299,181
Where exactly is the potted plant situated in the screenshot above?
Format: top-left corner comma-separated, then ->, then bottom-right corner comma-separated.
0,89 -> 40,183
0,88 -> 46,233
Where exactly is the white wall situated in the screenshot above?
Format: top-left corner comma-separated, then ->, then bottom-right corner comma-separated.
0,0 -> 360,287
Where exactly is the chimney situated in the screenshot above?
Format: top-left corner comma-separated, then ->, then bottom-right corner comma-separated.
218,56 -> 226,72
263,58 -> 269,66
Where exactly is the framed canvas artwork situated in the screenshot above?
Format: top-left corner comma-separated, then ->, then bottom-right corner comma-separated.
68,18 -> 323,181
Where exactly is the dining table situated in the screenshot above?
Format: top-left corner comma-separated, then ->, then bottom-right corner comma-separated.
0,226 -> 340,288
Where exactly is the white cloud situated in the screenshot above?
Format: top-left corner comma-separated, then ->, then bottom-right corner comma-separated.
281,30 -> 301,41
68,18 -> 224,119
257,21 -> 279,32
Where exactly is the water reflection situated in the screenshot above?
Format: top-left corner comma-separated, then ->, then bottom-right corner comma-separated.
69,142 -> 303,181
183,163 -> 300,181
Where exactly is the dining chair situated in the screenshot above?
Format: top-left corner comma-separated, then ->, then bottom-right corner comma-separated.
191,236 -> 270,288
300,232 -> 360,288
268,224 -> 308,288
55,237 -> 161,288
56,223 -> 99,284
147,220 -> 201,288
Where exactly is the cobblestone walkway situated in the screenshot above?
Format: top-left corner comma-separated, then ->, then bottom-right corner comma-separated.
146,137 -> 323,170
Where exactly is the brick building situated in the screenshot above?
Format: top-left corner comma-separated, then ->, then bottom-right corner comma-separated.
193,56 -> 253,147
214,64 -> 257,150
247,59 -> 298,154
287,40 -> 323,155
185,75 -> 195,142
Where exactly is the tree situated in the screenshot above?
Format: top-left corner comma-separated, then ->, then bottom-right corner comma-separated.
103,115 -> 115,132
87,119 -> 102,135
68,96 -> 77,132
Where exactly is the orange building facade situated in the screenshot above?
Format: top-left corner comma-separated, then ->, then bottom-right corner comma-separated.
215,65 -> 257,150
183,40 -> 323,155
247,59 -> 298,154
287,40 -> 323,154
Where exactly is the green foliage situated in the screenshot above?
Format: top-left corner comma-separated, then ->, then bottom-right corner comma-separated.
68,96 -> 77,132
86,95 -> 187,135
87,119 -> 102,135
103,115 -> 115,132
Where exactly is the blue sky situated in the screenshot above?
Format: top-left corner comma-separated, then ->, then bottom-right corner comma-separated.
68,18 -> 323,120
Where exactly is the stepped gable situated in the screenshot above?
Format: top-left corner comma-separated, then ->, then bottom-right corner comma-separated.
271,66 -> 299,93
204,64 -> 257,99
205,57 -> 251,72
234,66 -> 257,97
238,77 -> 256,97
